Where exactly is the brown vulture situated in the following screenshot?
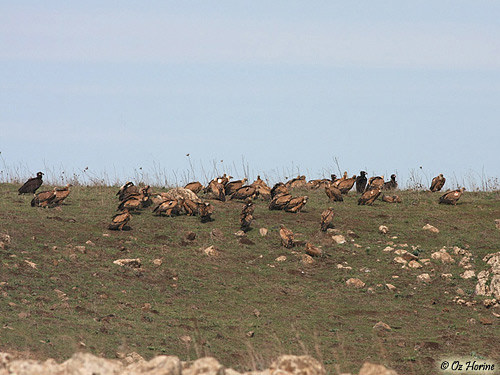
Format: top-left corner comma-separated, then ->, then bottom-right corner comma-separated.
225,178 -> 247,195
251,175 -> 268,188
382,195 -> 402,203
152,199 -> 181,216
18,172 -> 44,195
184,181 -> 204,194
430,174 -> 446,192
305,242 -> 324,257
52,184 -> 73,206
439,187 -> 465,205
320,207 -> 335,232
31,188 -> 57,207
271,183 -> 289,199
284,196 -> 308,213
358,187 -> 381,205
279,224 -> 294,248
108,209 -> 131,231
332,172 -> 348,188
117,182 -> 139,201
269,194 -> 292,210
240,198 -> 255,232
255,185 -> 272,201
182,198 -> 200,216
199,202 -> 214,223
366,175 -> 384,191
355,171 -> 367,193
230,186 -> 256,201
383,174 -> 398,190
285,175 -> 307,189
207,179 -> 226,202
337,175 -> 357,194
325,184 -> 343,202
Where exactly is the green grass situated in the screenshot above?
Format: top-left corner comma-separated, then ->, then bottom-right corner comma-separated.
1,183 -> 500,374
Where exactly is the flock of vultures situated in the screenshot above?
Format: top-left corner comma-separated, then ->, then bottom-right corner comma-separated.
17,171 -> 465,241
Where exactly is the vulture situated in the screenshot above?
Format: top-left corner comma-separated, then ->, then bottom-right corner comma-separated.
383,174 -> 398,191
320,207 -> 335,232
382,195 -> 402,203
430,174 -> 446,192
330,174 -> 338,184
305,242 -> 324,258
18,172 -> 44,195
108,209 -> 131,231
358,188 -> 381,205
285,175 -> 307,189
355,171 -> 367,193
271,183 -> 289,199
31,188 -> 57,208
117,182 -> 139,201
284,196 -> 308,213
181,198 -> 200,216
337,175 -> 357,194
117,187 -> 150,211
51,184 -> 73,206
199,202 -> 214,223
251,175 -> 268,188
306,179 -> 331,190
255,185 -> 272,201
366,176 -> 384,191
439,187 -> 465,205
153,199 -> 181,216
269,194 -> 292,210
230,186 -> 256,201
325,184 -> 343,202
240,198 -> 255,232
279,224 -> 294,248
225,178 -> 247,195
207,179 -> 226,202
184,181 -> 204,194
332,172 -> 348,188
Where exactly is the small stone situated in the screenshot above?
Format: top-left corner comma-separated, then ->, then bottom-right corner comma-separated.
408,260 -> 422,269
75,246 -> 86,254
373,321 -> 392,331
203,246 -> 219,257
246,331 -> 255,337
185,231 -> 196,241
461,270 -> 476,279
234,230 -> 246,237
379,225 -> 389,234
393,257 -> 407,266
483,299 -> 498,308
441,273 -> 453,279
113,258 -> 141,268
259,228 -> 268,237
422,224 -> 439,233
332,235 -> 346,244
495,219 -> 500,230
153,258 -> 163,266
301,254 -> 315,265
346,278 -> 365,288
480,317 -> 493,325
85,240 -> 95,246
275,256 -> 287,262
417,273 -> 431,283
383,246 -> 394,252
385,284 -> 397,291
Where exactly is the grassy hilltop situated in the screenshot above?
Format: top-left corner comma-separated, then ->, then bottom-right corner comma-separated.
1,183 -> 499,374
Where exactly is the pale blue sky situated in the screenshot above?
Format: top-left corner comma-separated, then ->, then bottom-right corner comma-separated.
1,1 -> 499,188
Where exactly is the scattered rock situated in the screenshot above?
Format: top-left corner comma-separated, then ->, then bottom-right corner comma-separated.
441,273 -> 453,280
480,317 -> 493,325
210,229 -> 224,240
347,230 -> 359,238
408,260 -> 422,269
346,278 -> 365,288
275,256 -> 287,262
461,270 -> 476,279
379,225 -> 389,234
113,258 -> 141,268
332,235 -> 346,244
483,299 -> 498,308
185,231 -> 196,241
24,260 -> 38,269
234,230 -> 246,238
495,219 -> 500,230
270,355 -> 325,375
358,362 -> 398,375
392,257 -> 407,266
385,284 -> 397,291
383,246 -> 394,252
417,273 -> 431,283
431,249 -> 454,264
153,259 -> 163,266
422,224 -> 439,233
373,321 -> 392,331
74,246 -> 86,254
301,254 -> 314,265
259,228 -> 268,237
203,246 -> 220,257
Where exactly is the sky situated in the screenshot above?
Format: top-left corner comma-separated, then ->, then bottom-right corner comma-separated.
1,1 -> 499,188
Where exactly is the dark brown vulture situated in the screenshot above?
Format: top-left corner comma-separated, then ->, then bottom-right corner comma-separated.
182,198 -> 200,216
207,179 -> 226,202
184,181 -> 204,194
439,187 -> 465,205
118,186 -> 150,211
285,175 -> 307,189
52,184 -> 73,206
355,171 -> 367,193
279,224 -> 294,248
153,199 -> 181,216
230,186 -> 256,201
199,202 -> 214,223
250,175 -> 268,188
382,195 -> 402,203
284,196 -> 308,213
18,172 -> 44,195
271,183 -> 289,199
31,188 -> 57,207
320,207 -> 335,232
337,175 -> 357,194
306,179 -> 331,190
325,184 -> 343,202
366,176 -> 384,191
225,178 -> 247,195
117,182 -> 139,201
240,198 -> 255,232
255,184 -> 272,201
269,194 -> 292,210
108,209 -> 131,231
332,172 -> 348,188
358,187 -> 381,205
430,174 -> 446,192
383,174 -> 398,190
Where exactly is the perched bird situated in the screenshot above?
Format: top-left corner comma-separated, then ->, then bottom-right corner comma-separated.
383,174 -> 398,191
332,171 -> 348,187
18,172 -> 44,195
306,179 -> 331,190
250,175 -> 268,188
181,198 -> 200,216
206,179 -> 226,202
199,202 -> 214,223
382,195 -> 402,203
230,186 -> 256,201
152,199 -> 181,216
358,188 -> 381,205
305,242 -> 324,257
355,171 -> 367,193
325,184 -> 343,202
184,181 -> 204,194
118,187 -> 150,211
108,209 -> 131,231
31,188 -> 57,207
285,175 -> 307,189
271,183 -> 289,199
269,194 -> 292,210
430,174 -> 446,192
225,178 -> 247,195
320,207 -> 335,232
254,184 -> 272,201
366,176 -> 384,191
439,187 -> 465,205
279,224 -> 294,248
337,175 -> 357,194
117,182 -> 138,201
284,196 -> 308,213
52,184 -> 73,206
240,198 -> 255,232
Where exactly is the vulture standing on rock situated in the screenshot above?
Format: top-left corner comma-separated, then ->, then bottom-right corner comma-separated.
383,174 -> 398,191
108,209 -> 131,230
279,224 -> 294,248
358,188 -> 381,205
439,187 -> 465,205
355,171 -> 367,193
31,188 -> 57,207
320,207 -> 335,232
430,174 -> 446,192
18,172 -> 44,194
